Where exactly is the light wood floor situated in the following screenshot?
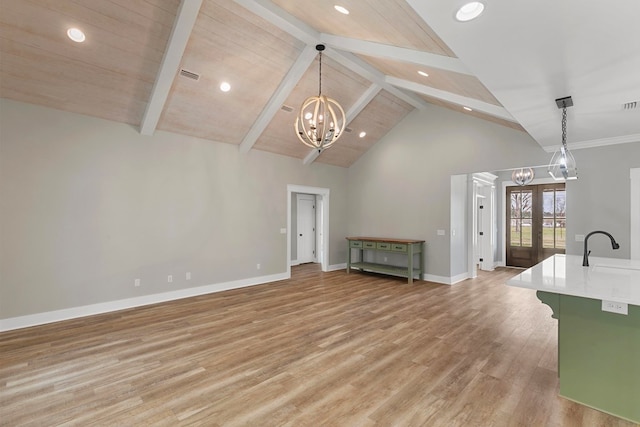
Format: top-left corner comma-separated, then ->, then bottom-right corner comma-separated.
1,266 -> 637,426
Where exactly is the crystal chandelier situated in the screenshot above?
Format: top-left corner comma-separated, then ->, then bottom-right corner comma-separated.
512,168 -> 535,186
548,96 -> 578,180
295,44 -> 346,152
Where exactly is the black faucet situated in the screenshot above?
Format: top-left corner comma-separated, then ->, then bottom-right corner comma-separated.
582,231 -> 620,266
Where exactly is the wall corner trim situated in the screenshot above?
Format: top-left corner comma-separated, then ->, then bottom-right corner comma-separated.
328,263 -> 347,271
424,272 -> 469,285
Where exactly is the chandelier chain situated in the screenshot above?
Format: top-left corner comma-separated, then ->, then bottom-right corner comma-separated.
318,51 -> 322,96
561,106 -> 567,148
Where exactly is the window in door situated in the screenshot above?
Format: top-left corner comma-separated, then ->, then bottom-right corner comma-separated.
542,186 -> 566,252
507,183 -> 565,268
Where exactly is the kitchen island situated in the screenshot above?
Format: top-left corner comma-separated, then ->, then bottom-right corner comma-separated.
507,254 -> 640,423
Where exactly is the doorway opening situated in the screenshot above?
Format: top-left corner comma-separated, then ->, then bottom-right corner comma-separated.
287,185 -> 330,276
294,193 -> 317,265
467,173 -> 497,280
506,183 -> 566,268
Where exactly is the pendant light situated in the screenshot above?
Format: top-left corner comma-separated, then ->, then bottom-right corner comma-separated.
295,44 -> 346,152
548,96 -> 578,180
512,168 -> 535,186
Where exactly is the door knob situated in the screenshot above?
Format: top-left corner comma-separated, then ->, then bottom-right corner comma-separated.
299,234 -> 302,236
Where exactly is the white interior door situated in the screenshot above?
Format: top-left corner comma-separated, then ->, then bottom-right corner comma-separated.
297,194 -> 316,263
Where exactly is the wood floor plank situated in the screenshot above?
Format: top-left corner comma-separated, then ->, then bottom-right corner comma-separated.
1,265 -> 637,426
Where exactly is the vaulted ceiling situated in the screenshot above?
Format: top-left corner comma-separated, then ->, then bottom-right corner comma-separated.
1,1 -> 638,168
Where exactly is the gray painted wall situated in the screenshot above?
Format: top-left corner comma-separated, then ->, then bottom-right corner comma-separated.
0,99 -> 348,318
2,97 -> 637,321
347,105 -> 549,278
566,143 -> 640,258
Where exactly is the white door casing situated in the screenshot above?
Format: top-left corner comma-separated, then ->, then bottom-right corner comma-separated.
468,172 -> 497,278
296,194 -> 316,264
286,184 -> 330,276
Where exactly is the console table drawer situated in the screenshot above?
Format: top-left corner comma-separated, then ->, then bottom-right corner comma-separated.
349,240 -> 363,248
391,243 -> 407,252
376,242 -> 391,250
363,241 -> 376,249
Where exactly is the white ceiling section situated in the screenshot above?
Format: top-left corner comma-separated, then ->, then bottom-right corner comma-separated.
407,0 -> 640,151
1,1 -> 638,167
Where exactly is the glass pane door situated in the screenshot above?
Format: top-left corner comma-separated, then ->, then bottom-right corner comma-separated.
507,183 -> 565,268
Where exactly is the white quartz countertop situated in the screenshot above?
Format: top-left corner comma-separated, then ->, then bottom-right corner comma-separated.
507,254 -> 640,307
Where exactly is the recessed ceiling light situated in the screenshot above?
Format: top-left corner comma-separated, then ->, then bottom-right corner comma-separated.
67,28 -> 86,43
359,131 -> 366,138
418,70 -> 429,77
455,2 -> 485,22
463,106 -> 473,111
334,5 -> 350,15
220,82 -> 231,92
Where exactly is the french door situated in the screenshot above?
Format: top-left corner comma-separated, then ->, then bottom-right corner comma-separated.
507,183 -> 566,268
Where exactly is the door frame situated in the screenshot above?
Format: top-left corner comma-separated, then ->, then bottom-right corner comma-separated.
467,173 -> 497,279
295,193 -> 317,264
500,176 -> 558,267
287,185 -> 330,275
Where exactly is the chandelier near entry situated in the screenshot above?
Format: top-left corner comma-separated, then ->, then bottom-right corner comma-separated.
548,96 -> 578,180
511,168 -> 535,186
295,44 -> 346,152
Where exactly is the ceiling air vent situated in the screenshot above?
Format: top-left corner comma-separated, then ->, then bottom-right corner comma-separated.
179,69 -> 200,81
623,101 -> 638,110
281,105 -> 294,113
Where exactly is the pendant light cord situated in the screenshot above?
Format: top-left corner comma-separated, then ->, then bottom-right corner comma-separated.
561,106 -> 567,148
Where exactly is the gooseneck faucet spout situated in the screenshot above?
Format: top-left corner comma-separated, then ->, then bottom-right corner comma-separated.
582,230 -> 620,267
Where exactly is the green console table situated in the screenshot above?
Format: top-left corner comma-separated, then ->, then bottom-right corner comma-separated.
346,237 -> 424,284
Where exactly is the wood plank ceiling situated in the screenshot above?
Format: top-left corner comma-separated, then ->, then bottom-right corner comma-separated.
0,0 -> 522,168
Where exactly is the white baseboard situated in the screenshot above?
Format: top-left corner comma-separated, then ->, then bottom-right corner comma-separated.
327,263 -> 346,271
424,272 -> 469,285
0,272 -> 289,332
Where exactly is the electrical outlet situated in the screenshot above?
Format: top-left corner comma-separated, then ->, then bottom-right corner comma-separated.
134,278 -> 140,287
186,272 -> 191,280
168,275 -> 173,283
602,300 -> 628,315
257,263 -> 261,270
575,234 -> 585,242
384,257 -> 388,262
